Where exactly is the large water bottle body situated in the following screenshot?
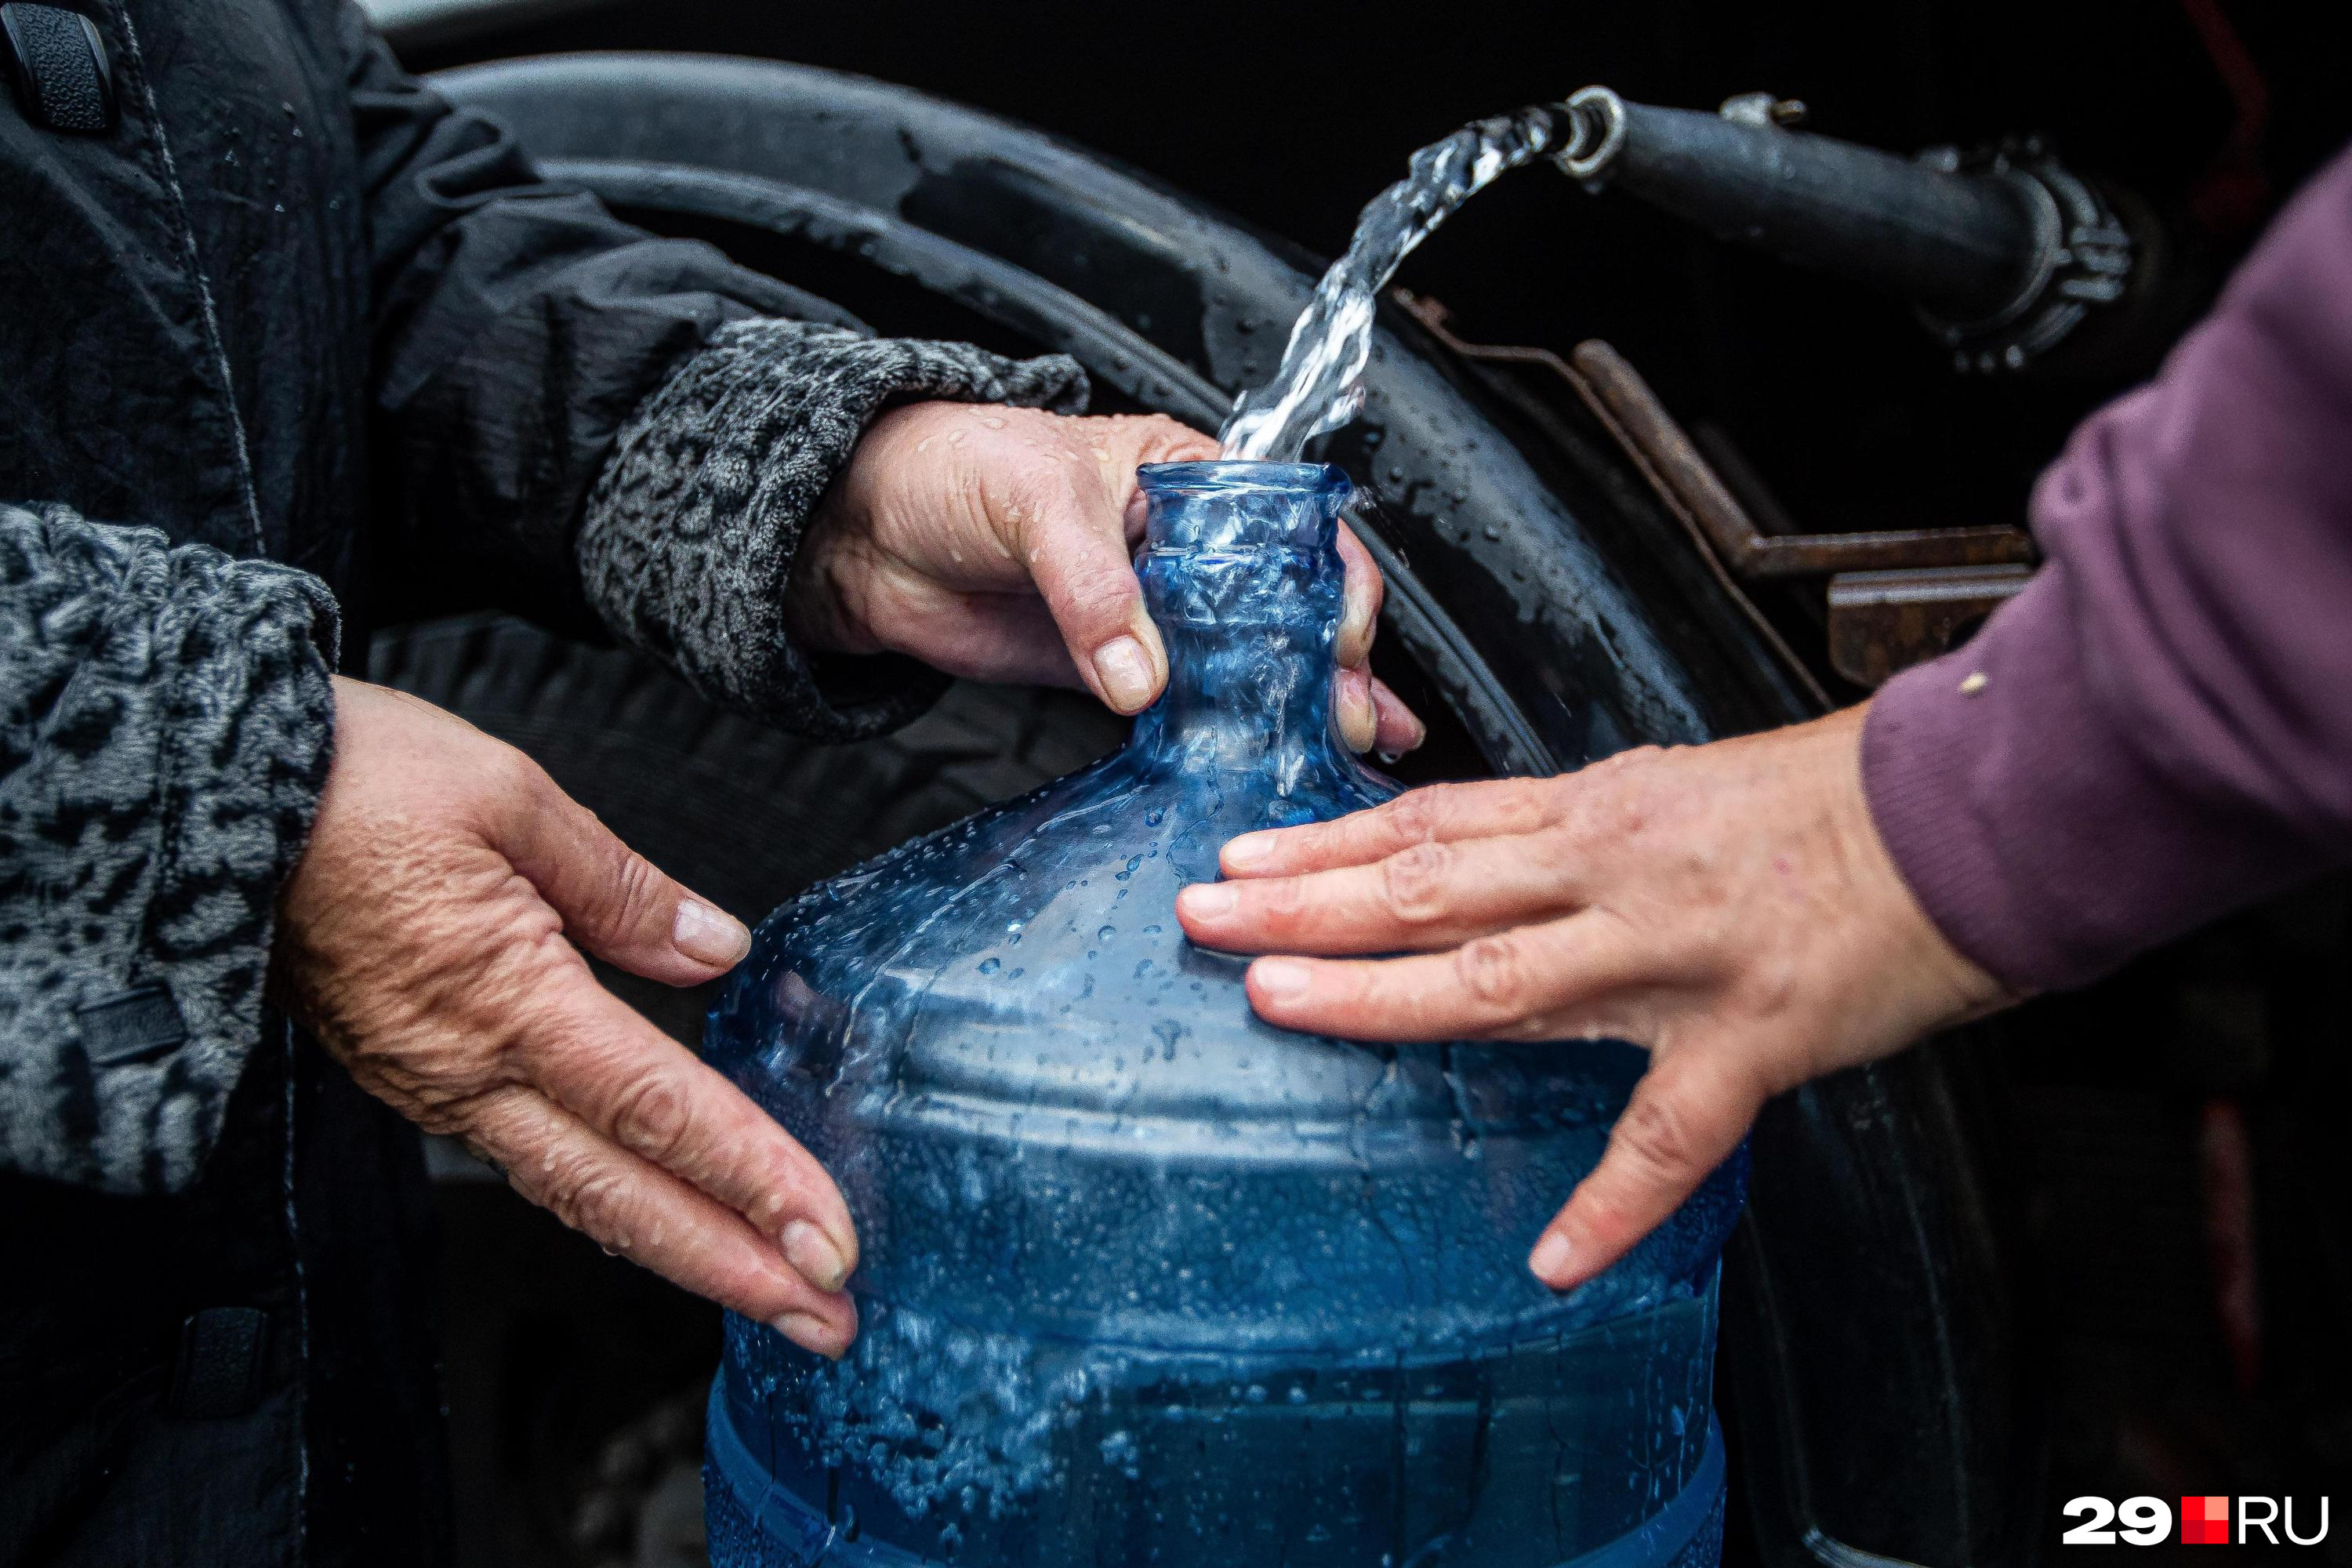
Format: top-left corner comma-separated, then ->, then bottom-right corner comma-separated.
700,463 -> 1744,1568
696,1279 -> 1731,1561
704,1276 -> 1730,1568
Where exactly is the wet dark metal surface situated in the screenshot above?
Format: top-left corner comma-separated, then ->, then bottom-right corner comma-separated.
1392,296 -> 1829,711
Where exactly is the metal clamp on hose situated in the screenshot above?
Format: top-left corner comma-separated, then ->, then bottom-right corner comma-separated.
1548,83 -> 2150,375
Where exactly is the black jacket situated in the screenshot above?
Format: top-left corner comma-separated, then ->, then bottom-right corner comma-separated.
0,3 -> 1079,1563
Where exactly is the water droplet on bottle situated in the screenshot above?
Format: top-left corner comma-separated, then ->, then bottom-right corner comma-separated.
976,957 -> 1000,975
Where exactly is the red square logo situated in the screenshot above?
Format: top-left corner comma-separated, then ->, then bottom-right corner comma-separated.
2183,1495 -> 2230,1544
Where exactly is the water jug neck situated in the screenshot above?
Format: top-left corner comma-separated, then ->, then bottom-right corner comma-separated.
1130,463 -> 1356,785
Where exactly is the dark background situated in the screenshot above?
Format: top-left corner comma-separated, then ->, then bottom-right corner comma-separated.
392,4 -> 2352,1563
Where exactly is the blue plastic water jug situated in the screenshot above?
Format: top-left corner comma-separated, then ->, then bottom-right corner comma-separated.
702,460 -> 1745,1568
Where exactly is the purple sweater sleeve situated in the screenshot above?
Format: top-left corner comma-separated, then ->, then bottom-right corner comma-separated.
1861,144 -> 2352,993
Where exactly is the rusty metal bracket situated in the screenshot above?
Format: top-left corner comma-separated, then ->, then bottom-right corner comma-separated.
1826,564 -> 2034,688
1558,341 -> 2038,579
1396,292 -> 2038,690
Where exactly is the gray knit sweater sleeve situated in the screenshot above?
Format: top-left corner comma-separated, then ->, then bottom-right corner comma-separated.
0,502 -> 338,1194
578,318 -> 1088,741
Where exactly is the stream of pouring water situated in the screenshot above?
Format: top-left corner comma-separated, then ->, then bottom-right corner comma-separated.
1219,104 -> 1567,462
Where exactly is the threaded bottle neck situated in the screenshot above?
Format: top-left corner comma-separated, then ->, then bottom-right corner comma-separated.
1129,463 -> 1354,785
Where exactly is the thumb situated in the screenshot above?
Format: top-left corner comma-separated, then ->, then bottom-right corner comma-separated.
1022,479 -> 1166,715
1023,416 -> 1218,716
497,762 -> 750,985
1527,1047 -> 1763,1292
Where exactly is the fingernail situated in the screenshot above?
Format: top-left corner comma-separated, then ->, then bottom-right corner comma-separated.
1250,957 -> 1312,999
1338,677 -> 1377,753
1093,636 -> 1156,713
673,900 -> 750,967
1528,1229 -> 1575,1287
1373,685 -> 1427,761
782,1219 -> 850,1293
1178,883 -> 1236,919
771,1310 -> 843,1359
1223,833 -> 1273,871
1338,576 -> 1375,666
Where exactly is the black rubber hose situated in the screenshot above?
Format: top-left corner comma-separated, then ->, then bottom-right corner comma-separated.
1565,89 -> 2047,328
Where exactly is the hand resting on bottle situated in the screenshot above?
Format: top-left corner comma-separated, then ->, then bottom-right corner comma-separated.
1176,705 -> 2008,1294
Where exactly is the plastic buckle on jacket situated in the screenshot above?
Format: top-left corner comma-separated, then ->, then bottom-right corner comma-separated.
74,983 -> 188,1066
1,3 -> 114,134
169,1308 -> 272,1421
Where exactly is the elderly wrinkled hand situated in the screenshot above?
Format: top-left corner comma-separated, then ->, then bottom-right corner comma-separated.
1174,704 -> 2007,1293
788,403 -> 1423,755
276,678 -> 860,1358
